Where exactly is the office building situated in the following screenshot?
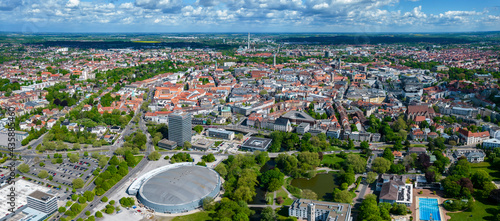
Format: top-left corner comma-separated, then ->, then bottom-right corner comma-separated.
26,191 -> 57,214
168,113 -> 192,147
288,199 -> 352,221
207,128 -> 235,140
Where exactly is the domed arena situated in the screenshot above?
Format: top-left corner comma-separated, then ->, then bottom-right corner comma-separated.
129,163 -> 221,214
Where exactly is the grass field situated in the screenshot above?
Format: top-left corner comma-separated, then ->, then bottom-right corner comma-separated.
321,154 -> 345,165
448,198 -> 498,221
171,211 -> 212,221
131,155 -> 144,168
470,161 -> 500,181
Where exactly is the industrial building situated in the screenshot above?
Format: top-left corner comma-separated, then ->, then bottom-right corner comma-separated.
168,113 -> 192,147
207,128 -> 235,140
128,163 -> 221,214
240,137 -> 272,152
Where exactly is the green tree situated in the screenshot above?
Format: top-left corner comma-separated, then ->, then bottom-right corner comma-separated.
109,155 -> 120,165
382,148 -> 394,162
18,163 -> 30,173
359,194 -> 381,221
360,141 -> 369,149
260,168 -> 285,191
261,207 -> 276,221
72,178 -> 84,189
183,141 -> 192,149
366,171 -> 378,184
344,154 -> 367,174
193,125 -> 204,134
69,154 -> 79,163
38,170 -> 49,179
148,151 -> 161,161
333,188 -> 353,204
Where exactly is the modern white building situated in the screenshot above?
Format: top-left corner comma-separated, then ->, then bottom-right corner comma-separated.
483,138 -> 500,149
289,199 -> 352,221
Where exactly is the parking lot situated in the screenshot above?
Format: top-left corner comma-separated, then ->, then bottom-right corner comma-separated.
29,157 -> 99,188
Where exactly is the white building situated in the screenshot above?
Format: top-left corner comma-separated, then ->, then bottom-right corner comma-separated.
483,138 -> 500,149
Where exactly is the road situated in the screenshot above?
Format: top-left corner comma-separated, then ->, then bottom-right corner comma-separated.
73,88 -> 155,221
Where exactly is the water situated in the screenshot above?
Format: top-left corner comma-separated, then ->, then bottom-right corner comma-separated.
419,198 -> 441,221
290,173 -> 338,201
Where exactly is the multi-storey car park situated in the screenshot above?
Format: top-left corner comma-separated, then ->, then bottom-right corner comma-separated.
127,163 -> 221,214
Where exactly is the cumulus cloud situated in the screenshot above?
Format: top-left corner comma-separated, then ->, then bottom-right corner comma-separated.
0,0 -> 497,32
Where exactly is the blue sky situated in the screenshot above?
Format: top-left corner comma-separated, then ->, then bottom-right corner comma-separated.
0,0 -> 499,33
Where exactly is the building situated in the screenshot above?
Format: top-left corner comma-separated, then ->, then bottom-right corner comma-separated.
267,118 -> 292,132
158,139 -> 177,150
432,65 -> 449,72
457,128 -> 490,145
26,190 -> 57,215
130,163 -> 221,213
288,199 -> 352,221
0,129 -> 27,148
453,149 -> 485,163
192,139 -> 215,151
168,113 -> 192,146
296,123 -> 310,135
281,110 -> 316,126
406,105 -> 435,121
207,128 -> 235,140
240,137 -> 272,152
483,138 -> 500,149
376,175 -> 412,206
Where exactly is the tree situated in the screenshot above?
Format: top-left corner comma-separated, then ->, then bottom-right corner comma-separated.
372,157 -> 391,173
391,203 -> 408,215
366,172 -> 378,184
18,163 -> 30,173
348,139 -> 355,149
390,164 -> 405,174
382,148 -> 394,162
333,188 -> 353,204
261,207 -> 276,221
301,189 -> 317,200
471,170 -> 491,189
101,196 -> 108,202
38,170 -> 49,179
202,197 -> 215,211
193,125 -> 204,134
72,178 -> 84,189
109,155 -> 120,165
148,151 -> 161,161
69,154 -> 79,163
183,141 -> 192,149
259,90 -> 268,96
58,206 -> 66,213
359,194 -> 380,221
344,154 -> 367,174
95,211 -> 103,218
360,141 -> 369,149
235,133 -> 244,140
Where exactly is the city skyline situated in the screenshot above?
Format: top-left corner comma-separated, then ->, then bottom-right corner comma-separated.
1,0 -> 499,33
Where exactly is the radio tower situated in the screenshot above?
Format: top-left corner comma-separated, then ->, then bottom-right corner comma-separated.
247,33 -> 250,51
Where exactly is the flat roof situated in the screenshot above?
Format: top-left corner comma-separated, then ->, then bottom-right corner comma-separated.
241,137 -> 272,149
28,190 -> 54,201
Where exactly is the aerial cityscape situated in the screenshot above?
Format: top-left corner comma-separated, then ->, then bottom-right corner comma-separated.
0,1 -> 500,221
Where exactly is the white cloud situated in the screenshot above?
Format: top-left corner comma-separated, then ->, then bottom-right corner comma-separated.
66,0 -> 79,8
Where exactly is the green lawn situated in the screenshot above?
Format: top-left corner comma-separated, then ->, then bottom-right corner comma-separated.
470,161 -> 500,181
321,154 -> 345,165
325,146 -> 342,151
276,187 -> 294,206
448,199 -> 498,221
172,211 -> 212,221
131,155 -> 144,168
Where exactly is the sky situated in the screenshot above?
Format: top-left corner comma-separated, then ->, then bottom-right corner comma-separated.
0,0 -> 499,33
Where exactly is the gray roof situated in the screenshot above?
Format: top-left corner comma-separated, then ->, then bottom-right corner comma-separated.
379,180 -> 399,201
281,111 -> 315,121
139,165 -> 220,206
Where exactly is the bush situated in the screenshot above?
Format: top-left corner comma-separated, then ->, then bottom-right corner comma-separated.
443,200 -> 468,212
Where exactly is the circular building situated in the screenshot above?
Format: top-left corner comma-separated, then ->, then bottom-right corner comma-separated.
136,164 -> 221,213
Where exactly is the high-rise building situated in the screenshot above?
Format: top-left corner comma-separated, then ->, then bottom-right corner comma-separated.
26,190 -> 57,214
168,113 -> 192,146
